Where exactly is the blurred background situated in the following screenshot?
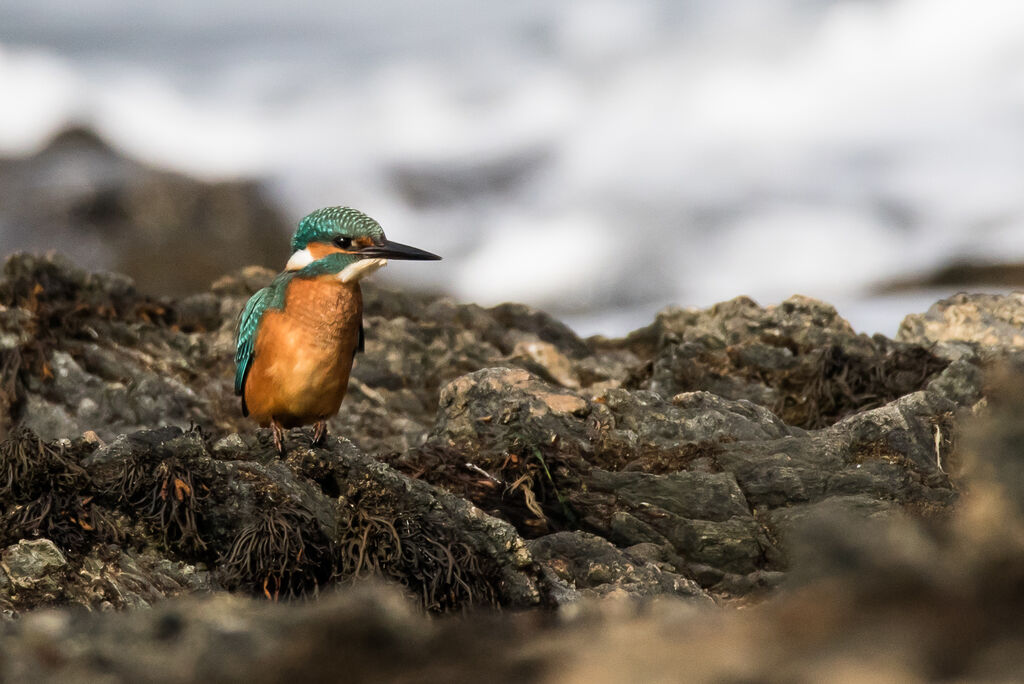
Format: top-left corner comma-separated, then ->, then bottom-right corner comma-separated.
1,0 -> 1023,336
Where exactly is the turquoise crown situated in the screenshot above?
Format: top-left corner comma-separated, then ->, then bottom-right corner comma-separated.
291,206 -> 385,252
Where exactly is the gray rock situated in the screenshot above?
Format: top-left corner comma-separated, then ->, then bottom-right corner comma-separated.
0,126 -> 290,297
587,470 -> 750,522
1,539 -> 67,595
616,294 -> 950,430
926,358 -> 985,405
1,251 -> 1024,680
0,252 -> 995,612
765,495 -> 900,559
72,549 -> 214,611
528,531 -> 709,601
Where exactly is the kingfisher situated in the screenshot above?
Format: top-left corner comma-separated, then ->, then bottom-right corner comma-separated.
234,206 -> 441,454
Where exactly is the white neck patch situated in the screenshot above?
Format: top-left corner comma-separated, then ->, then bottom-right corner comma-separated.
285,248 -> 314,271
338,258 -> 388,283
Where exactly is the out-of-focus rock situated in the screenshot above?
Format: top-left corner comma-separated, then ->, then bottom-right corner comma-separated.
389,148 -> 549,209
877,259 -> 1024,292
0,127 -> 289,296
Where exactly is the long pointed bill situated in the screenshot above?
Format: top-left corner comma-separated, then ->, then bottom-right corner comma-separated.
362,239 -> 442,261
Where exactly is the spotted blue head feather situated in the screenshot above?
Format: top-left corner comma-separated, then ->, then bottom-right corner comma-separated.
291,206 -> 385,252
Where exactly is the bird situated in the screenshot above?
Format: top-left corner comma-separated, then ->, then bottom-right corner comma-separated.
234,206 -> 441,454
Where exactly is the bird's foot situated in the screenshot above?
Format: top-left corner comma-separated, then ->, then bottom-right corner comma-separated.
271,421 -> 286,456
312,420 -> 328,447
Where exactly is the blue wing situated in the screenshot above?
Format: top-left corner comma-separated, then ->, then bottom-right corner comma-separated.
235,286 -> 275,413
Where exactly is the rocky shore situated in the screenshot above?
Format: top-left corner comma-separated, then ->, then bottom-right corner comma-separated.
1,253 -> 1023,681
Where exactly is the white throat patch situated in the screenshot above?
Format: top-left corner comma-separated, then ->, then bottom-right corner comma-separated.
285,248 -> 314,271
338,258 -> 388,283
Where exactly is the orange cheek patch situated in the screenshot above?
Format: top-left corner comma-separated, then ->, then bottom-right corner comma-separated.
307,242 -> 347,258
354,237 -> 374,248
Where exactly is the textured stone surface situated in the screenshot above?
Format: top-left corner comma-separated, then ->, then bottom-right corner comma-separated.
4,381 -> 1024,684
0,253 -> 1023,680
0,253 -> 994,610
528,531 -> 709,601
1,539 -> 67,594
899,292 -> 1024,348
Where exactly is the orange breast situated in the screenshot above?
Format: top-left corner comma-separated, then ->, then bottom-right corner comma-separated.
244,276 -> 362,428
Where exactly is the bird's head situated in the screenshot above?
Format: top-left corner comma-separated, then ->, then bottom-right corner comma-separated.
286,206 -> 441,282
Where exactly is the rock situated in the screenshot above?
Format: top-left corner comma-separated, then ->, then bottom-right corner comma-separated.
926,359 -> 985,405
398,355 -> 958,587
0,424 -> 544,616
0,252 -> 998,611
898,292 -> 1024,348
586,470 -> 750,522
210,266 -> 277,297
4,392 -> 1024,684
0,254 -> 210,441
876,259 -> 1024,292
389,148 -> 548,209
1,252 -> 1024,680
72,549 -> 213,611
611,295 -> 950,430
0,126 -> 290,296
764,495 -> 900,560
1,539 -> 67,595
509,339 -> 580,388
528,531 -> 709,601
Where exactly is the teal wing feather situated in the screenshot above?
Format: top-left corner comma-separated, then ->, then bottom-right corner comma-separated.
234,285 -> 275,413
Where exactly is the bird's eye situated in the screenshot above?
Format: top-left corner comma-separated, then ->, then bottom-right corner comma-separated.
334,236 -> 353,249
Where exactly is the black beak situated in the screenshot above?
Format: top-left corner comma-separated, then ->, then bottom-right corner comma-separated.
362,239 -> 442,261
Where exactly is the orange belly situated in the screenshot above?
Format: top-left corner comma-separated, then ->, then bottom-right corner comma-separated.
244,276 -> 362,428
